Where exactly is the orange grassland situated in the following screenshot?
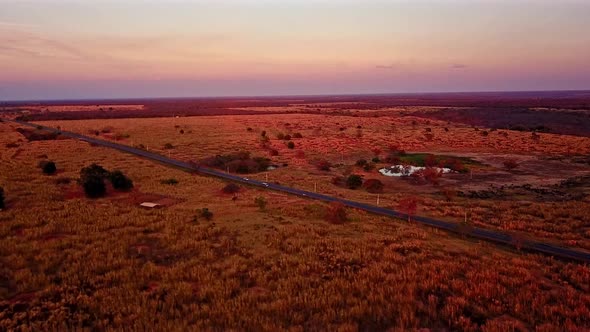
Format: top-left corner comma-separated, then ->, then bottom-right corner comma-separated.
34,110 -> 590,250
1,112 -> 590,330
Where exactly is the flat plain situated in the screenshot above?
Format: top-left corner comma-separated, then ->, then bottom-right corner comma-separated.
1,93 -> 590,330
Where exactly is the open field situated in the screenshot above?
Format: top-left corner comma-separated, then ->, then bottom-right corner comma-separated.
2,93 -> 590,330
1,119 -> 590,331
4,91 -> 590,137
28,109 -> 590,251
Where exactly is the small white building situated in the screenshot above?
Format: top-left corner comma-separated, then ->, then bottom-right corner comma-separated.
139,202 -> 161,209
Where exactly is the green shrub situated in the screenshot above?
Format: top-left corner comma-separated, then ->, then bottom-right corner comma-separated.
80,164 -> 109,182
39,160 -> 57,175
346,174 -> 363,189
83,176 -> 106,198
109,170 -> 134,191
80,164 -> 109,198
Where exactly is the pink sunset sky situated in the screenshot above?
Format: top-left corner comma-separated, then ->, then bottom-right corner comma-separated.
0,0 -> 589,100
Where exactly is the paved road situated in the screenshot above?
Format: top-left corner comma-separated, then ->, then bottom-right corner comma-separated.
10,120 -> 590,263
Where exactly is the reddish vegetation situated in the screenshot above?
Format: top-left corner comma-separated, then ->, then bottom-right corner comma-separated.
11,91 -> 590,137
325,202 -> 348,224
413,107 -> 590,137
397,197 -> 419,221
363,179 -> 384,193
3,92 -> 590,330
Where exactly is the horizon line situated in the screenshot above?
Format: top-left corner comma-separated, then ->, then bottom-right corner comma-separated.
2,88 -> 590,104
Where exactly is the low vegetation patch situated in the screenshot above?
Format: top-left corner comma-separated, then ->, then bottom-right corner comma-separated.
325,202 -> 347,223
395,153 -> 478,173
160,178 -> 179,185
346,174 -> 363,189
199,151 -> 271,174
16,128 -> 59,141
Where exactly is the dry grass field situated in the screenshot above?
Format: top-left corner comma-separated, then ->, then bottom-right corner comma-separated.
1,104 -> 590,330
33,110 -> 590,250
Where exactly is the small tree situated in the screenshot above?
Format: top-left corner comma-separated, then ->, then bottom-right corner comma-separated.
363,179 -> 384,193
397,196 -> 418,222
325,202 -> 347,224
254,196 -> 267,211
422,167 -> 443,186
109,170 -> 134,191
80,164 -> 109,182
0,186 -> 5,209
40,161 -> 57,175
346,174 -> 363,189
80,164 -> 109,198
163,143 -> 174,149
199,208 -> 213,221
222,183 -> 240,194
83,175 -> 106,198
287,141 -> 295,149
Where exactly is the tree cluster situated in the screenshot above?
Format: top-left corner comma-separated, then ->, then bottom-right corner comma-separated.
80,164 -> 133,198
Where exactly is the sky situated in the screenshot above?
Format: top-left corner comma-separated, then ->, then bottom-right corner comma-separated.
0,0 -> 589,100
